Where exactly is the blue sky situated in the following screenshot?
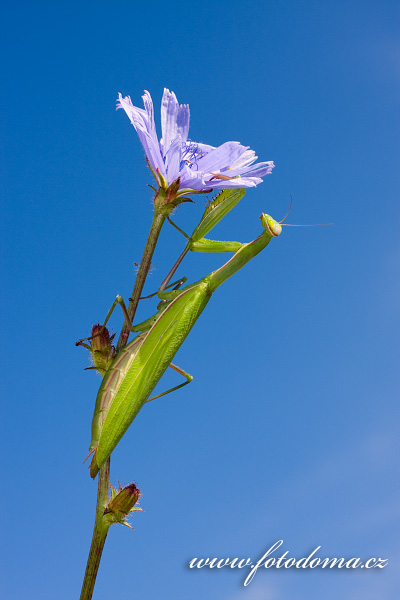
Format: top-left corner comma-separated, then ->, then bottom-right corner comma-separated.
1,1 -> 399,599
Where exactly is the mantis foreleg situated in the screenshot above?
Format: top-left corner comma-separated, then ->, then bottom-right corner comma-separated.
159,195 -> 245,292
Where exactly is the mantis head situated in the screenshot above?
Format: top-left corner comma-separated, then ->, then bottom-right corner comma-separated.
260,213 -> 282,237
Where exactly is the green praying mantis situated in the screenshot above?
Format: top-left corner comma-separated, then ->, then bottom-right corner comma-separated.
77,189 -> 282,478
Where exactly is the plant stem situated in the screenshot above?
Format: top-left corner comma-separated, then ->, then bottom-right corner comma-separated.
80,194 -> 169,599
80,458 -> 111,600
116,206 -> 167,350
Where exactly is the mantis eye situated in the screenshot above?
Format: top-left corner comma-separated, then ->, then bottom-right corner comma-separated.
260,213 -> 282,237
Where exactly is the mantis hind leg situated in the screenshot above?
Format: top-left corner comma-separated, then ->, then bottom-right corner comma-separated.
145,363 -> 193,403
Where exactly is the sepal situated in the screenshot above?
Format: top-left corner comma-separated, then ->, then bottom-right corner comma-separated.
154,178 -> 196,214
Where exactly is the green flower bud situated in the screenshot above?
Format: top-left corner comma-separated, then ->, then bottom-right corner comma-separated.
103,483 -> 141,529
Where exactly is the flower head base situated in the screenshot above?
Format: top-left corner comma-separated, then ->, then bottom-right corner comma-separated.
117,89 -> 274,195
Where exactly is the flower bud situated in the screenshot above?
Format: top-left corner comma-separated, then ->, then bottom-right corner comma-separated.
91,324 -> 113,352
90,324 -> 115,375
103,482 -> 141,528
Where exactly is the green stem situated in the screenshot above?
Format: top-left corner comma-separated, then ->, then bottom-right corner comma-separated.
80,458 -> 111,600
117,205 -> 167,350
80,192 -> 170,599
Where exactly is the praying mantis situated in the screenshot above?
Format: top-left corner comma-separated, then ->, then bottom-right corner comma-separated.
78,189 -> 282,478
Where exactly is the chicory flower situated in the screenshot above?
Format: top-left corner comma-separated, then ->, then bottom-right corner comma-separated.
117,89 -> 274,194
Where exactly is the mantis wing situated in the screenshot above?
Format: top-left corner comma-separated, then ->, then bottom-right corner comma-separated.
91,279 -> 211,477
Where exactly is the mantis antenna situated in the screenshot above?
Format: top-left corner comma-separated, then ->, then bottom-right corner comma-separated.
279,196 -> 333,227
279,196 -> 293,223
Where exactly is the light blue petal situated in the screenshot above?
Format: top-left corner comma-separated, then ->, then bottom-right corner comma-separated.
141,91 -> 165,175
203,177 -> 260,189
117,92 -> 165,177
161,89 -> 190,156
242,162 -> 275,178
227,160 -> 275,178
116,93 -> 146,124
196,142 -> 249,173
180,168 -> 260,191
176,103 -> 190,144
161,89 -> 179,155
165,136 -> 182,183
179,164 -> 208,190
227,149 -> 257,171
